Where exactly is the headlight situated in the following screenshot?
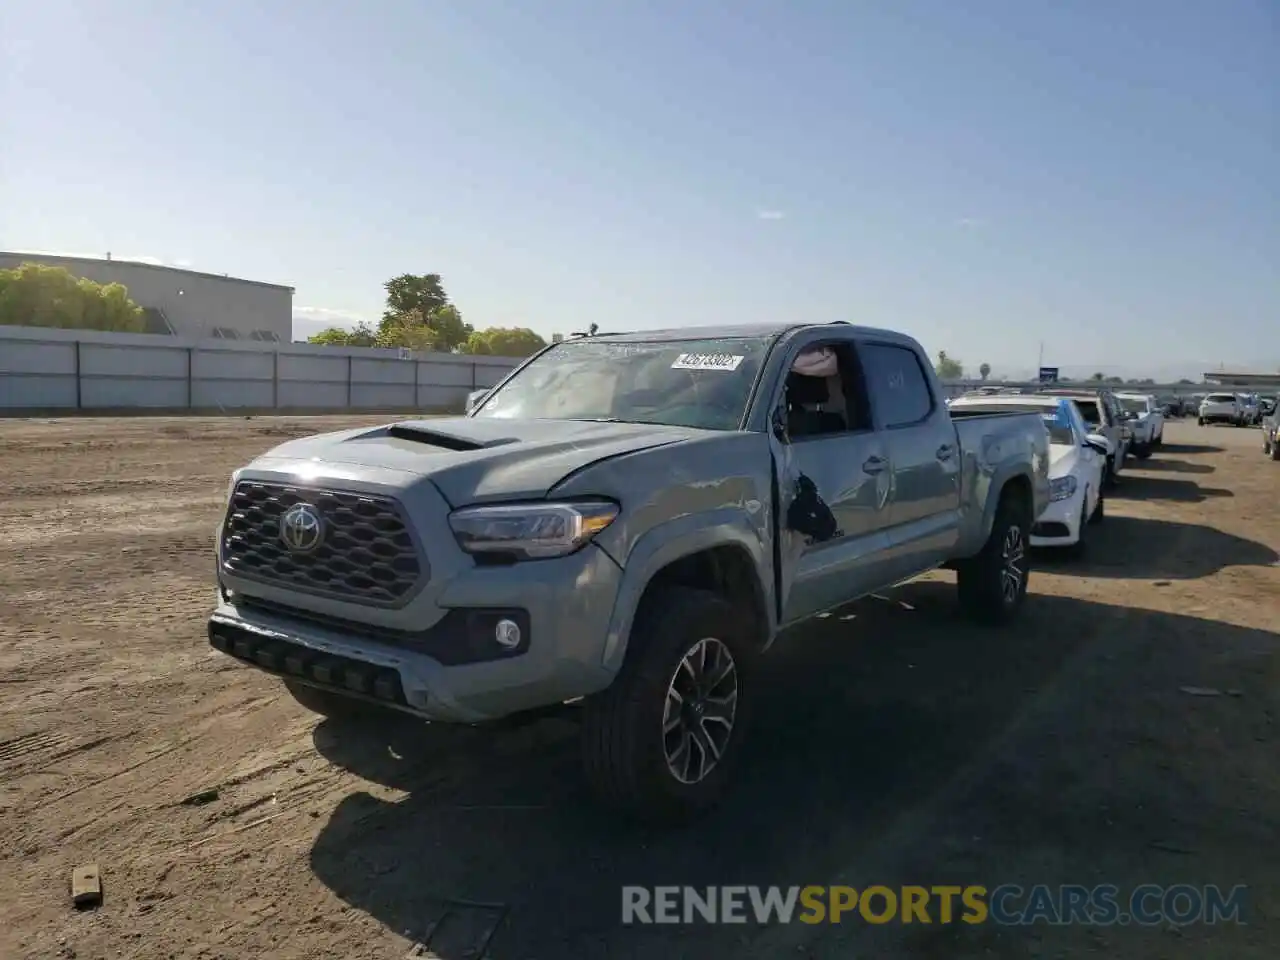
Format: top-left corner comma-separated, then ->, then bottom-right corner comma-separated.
1049,475 -> 1078,502
449,500 -> 619,560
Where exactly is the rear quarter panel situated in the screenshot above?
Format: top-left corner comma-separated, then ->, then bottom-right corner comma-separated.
951,413 -> 1051,557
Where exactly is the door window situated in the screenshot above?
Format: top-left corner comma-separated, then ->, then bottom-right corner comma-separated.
859,343 -> 934,428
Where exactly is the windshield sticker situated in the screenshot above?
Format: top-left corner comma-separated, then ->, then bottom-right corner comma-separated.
671,353 -> 745,372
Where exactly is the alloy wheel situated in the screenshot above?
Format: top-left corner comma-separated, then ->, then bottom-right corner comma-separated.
662,637 -> 739,785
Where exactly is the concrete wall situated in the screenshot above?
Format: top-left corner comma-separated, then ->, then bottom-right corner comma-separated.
0,325 -> 521,413
0,253 -> 293,342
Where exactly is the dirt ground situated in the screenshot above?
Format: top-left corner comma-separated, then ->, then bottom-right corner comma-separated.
1,415 -> 1277,960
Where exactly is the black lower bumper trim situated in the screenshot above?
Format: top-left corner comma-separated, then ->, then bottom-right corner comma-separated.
208,618 -> 408,709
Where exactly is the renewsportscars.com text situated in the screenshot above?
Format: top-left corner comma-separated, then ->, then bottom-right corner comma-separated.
621,884 -> 1248,926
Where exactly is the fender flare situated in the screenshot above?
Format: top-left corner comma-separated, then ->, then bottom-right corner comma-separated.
599,509 -> 772,673
976,465 -> 1036,544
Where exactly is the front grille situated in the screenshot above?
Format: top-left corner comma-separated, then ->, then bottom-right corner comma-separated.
221,481 -> 423,606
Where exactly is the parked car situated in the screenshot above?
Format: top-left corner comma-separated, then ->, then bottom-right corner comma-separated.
1199,392 -> 1243,426
1262,406 -> 1280,461
1116,393 -> 1164,458
949,394 -> 1106,555
1240,393 -> 1262,426
1044,388 -> 1128,486
1260,396 -> 1278,418
208,321 -> 1051,822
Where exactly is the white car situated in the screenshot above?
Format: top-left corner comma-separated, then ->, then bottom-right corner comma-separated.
1198,393 -> 1242,426
948,393 -> 1106,554
1116,393 -> 1164,458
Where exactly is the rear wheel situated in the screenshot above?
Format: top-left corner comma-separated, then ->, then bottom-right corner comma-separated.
1134,442 -> 1152,460
957,491 -> 1031,625
1198,417 -> 1205,426
581,585 -> 756,823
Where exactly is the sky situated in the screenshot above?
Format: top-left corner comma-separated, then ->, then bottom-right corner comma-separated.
2,0 -> 1276,377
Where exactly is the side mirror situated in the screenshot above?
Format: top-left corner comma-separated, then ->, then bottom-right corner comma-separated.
464,389 -> 490,414
1084,433 -> 1110,455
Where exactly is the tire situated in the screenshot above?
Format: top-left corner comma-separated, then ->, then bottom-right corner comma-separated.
1134,442 -> 1152,460
1271,440 -> 1280,462
283,679 -> 387,722
581,585 -> 756,824
956,490 -> 1032,626
1198,417 -> 1205,426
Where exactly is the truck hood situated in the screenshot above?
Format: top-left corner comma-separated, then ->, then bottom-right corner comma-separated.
249,417 -> 699,506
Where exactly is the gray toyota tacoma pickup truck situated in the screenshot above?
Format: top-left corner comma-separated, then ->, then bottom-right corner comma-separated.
209,321 -> 1050,821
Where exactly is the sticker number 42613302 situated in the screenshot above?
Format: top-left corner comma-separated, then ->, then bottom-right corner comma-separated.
671,353 -> 745,371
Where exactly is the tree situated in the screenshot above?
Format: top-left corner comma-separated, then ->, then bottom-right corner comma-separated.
307,322 -> 377,347
461,327 -> 548,357
1090,372 -> 1105,381
382,273 -> 449,325
979,362 -> 991,381
935,351 -> 964,380
376,273 -> 473,351
0,262 -> 144,332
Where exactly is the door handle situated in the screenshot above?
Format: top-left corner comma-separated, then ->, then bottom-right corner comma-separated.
862,456 -> 887,475
936,444 -> 955,461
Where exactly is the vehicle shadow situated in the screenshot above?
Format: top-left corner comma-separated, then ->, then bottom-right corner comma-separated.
1037,515 -> 1276,579
1112,474 -> 1233,503
306,583 -> 1280,959
1130,457 -> 1215,475
1156,442 -> 1225,455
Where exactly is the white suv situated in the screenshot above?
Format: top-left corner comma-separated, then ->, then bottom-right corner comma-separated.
1117,393 -> 1164,457
1198,393 -> 1242,426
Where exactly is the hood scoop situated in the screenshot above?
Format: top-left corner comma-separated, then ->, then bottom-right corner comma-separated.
384,422 -> 518,452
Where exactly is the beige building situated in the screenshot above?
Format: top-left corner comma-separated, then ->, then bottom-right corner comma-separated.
0,251 -> 294,342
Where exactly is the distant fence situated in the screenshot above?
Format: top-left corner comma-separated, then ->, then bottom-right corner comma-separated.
0,324 -> 1257,416
0,325 -> 523,414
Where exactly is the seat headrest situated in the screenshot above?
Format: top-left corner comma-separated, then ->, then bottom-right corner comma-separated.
787,373 -> 829,405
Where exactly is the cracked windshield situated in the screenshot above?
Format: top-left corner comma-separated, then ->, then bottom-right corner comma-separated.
1,2 -> 1276,959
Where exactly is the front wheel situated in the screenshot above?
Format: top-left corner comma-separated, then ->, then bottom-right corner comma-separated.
1198,417 -> 1205,426
956,492 -> 1031,625
581,586 -> 756,823
1134,442 -> 1152,460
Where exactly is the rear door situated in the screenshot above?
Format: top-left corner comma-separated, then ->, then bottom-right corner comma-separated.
765,331 -> 895,624
858,340 -> 962,580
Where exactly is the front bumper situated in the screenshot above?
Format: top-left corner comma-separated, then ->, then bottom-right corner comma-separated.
1031,488 -> 1086,547
211,462 -> 627,723
210,541 -> 623,723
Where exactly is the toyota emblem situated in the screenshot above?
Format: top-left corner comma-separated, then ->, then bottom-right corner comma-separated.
279,502 -> 325,553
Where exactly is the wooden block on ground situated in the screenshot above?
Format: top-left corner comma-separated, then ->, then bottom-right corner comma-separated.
71,863 -> 102,909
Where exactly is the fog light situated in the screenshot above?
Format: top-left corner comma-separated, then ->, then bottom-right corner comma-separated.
494,619 -> 522,650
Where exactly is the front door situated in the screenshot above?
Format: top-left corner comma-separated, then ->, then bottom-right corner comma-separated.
766,336 -> 894,625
